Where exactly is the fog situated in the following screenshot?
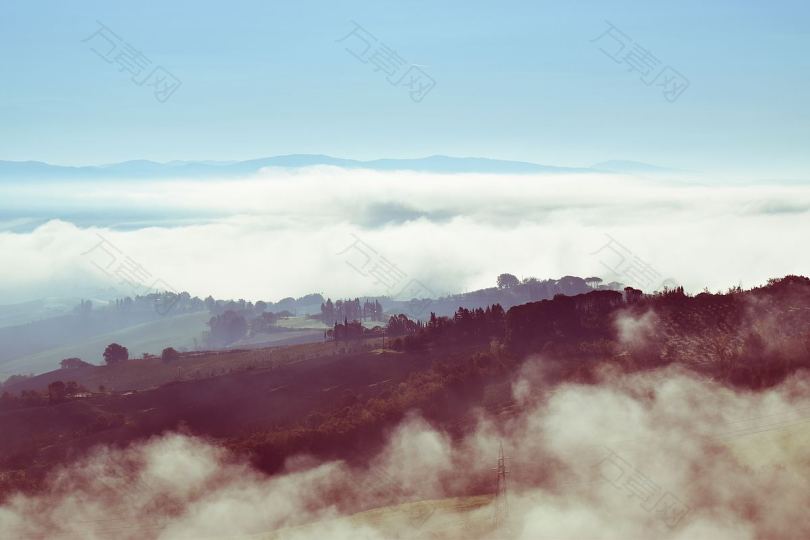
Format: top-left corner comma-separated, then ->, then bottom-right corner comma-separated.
1,166 -> 809,304
3,363 -> 809,539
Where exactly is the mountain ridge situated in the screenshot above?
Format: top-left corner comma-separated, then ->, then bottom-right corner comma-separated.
0,155 -> 666,179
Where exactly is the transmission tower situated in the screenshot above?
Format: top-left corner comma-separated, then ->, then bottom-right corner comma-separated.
493,441 -> 510,528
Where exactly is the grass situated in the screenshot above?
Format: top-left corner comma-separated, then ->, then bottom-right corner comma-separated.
275,316 -> 329,330
4,336 -> 388,394
2,314 -> 383,379
258,495 -> 494,539
2,312 -> 211,376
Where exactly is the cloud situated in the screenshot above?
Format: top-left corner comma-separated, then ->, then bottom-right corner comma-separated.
0,167 -> 808,303
2,365 -> 810,538
615,310 -> 660,349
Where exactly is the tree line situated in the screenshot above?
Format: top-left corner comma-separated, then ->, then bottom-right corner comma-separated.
319,298 -> 384,324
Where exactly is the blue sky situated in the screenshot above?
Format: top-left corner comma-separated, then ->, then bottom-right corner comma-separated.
1,0 -> 809,177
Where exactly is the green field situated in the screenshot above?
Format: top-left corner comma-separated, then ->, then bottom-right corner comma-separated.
2,311 -> 211,376
275,316 -> 330,330
275,316 -> 384,331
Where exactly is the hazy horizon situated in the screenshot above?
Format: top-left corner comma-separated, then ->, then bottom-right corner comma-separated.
1,163 -> 808,306
3,1 -> 810,177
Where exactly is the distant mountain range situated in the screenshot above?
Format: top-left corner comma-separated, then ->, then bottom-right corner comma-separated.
0,155 -> 675,180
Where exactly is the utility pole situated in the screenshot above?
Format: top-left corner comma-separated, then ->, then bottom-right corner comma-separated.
493,441 -> 510,528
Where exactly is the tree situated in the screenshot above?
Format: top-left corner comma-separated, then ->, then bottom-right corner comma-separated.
497,273 -> 520,289
322,298 -> 335,323
103,343 -> 129,365
585,276 -> 603,289
74,299 -> 92,316
60,357 -> 90,369
250,312 -> 278,335
48,381 -> 66,403
207,310 -> 248,346
161,347 -> 180,363
1,374 -> 32,389
624,286 -> 643,304
386,314 -> 418,336
0,391 -> 14,409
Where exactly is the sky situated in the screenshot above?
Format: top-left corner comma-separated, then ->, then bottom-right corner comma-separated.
1,1 -> 809,306
1,0 -> 809,178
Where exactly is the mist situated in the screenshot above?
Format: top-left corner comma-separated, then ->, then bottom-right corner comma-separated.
3,361 -> 809,539
1,166 -> 809,304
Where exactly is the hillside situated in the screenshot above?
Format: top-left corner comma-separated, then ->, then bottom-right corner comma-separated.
1,311 -> 212,377
1,276 -> 809,516
0,274 -> 606,379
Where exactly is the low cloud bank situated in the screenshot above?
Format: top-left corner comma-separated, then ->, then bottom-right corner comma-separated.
0,167 -> 809,303
3,365 -> 810,539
